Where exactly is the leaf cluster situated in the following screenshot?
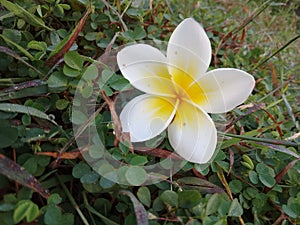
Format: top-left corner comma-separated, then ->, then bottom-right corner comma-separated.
0,0 -> 299,225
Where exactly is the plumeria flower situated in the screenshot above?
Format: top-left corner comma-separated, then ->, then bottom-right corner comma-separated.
117,18 -> 255,164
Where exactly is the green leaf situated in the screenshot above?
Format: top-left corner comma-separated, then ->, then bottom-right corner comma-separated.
23,157 -> 38,174
81,85 -> 93,98
258,173 -> 275,187
0,121 -> 18,148
117,166 -> 129,185
125,166 -> 147,186
0,202 -> 15,211
21,114 -> 31,126
103,84 -> 113,96
2,29 -> 21,43
58,213 -> 74,225
64,51 -> 83,71
130,155 -> 148,166
123,26 -> 146,40
256,163 -> 275,176
47,71 -> 68,88
109,77 -> 130,91
99,69 -> 114,88
0,0 -> 52,30
97,163 -> 115,175
151,198 -> 163,213
88,145 -> 104,159
13,200 -> 39,223
72,162 -> 91,179
36,155 -> 50,167
178,190 -> 201,208
72,110 -> 88,125
63,65 -> 81,77
80,171 -> 99,184
220,138 -> 240,150
229,180 -> 243,194
0,34 -> 34,60
160,190 -> 178,207
282,204 -> 297,218
83,64 -> 98,81
137,187 -> 151,207
99,176 -> 115,189
119,142 -> 130,154
53,4 -> 64,17
27,40 -> 47,52
256,163 -> 275,187
241,154 -> 254,170
0,83 -> 47,101
85,32 -> 98,41
228,198 -> 243,217
47,193 -> 62,205
56,99 -> 69,110
206,193 -> 222,215
44,205 -> 62,225
249,171 -> 259,184
0,103 -> 57,124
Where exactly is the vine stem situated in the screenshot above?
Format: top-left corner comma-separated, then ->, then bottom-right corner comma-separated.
55,174 -> 90,225
218,131 -> 299,148
82,191 -> 119,225
251,34 -> 300,71
217,165 -> 245,225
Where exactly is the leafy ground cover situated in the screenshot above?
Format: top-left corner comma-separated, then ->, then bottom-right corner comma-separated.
0,0 -> 299,224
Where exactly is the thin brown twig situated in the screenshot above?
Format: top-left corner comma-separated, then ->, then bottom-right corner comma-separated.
101,0 -> 128,31
99,90 -> 133,151
264,158 -> 300,193
13,148 -> 19,194
217,165 -> 245,225
269,199 -> 296,225
51,102 -> 106,168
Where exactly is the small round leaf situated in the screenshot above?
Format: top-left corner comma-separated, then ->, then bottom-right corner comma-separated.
13,200 -> 39,223
83,64 -> 98,81
228,198 -> 243,217
125,166 -> 146,186
137,187 -> 151,207
64,51 -> 83,71
72,163 -> 91,179
178,190 -> 201,208
160,190 -> 178,207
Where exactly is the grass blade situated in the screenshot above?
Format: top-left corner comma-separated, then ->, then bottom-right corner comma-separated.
0,154 -> 50,199
251,34 -> 300,71
0,0 -> 52,31
0,46 -> 42,74
0,103 -> 57,125
46,3 -> 92,67
0,34 -> 34,60
119,190 -> 149,225
259,143 -> 300,158
218,132 -> 299,147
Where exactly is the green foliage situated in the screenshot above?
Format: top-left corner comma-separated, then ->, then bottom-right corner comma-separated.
0,0 -> 299,224
125,166 -> 147,186
0,119 -> 18,148
13,200 -> 39,223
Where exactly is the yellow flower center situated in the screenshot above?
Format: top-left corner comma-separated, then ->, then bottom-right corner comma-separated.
170,68 -> 207,106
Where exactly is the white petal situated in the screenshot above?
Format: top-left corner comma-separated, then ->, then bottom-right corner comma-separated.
167,18 -> 212,80
130,76 -> 176,97
117,44 -> 176,96
168,102 -> 217,164
197,68 -> 255,113
120,94 -> 178,142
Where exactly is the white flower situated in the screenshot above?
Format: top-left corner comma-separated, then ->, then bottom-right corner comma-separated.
117,18 -> 255,164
